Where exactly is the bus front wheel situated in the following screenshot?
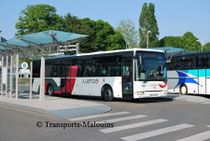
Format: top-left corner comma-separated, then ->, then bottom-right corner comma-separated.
47,84 -> 54,96
102,86 -> 113,101
180,84 -> 188,95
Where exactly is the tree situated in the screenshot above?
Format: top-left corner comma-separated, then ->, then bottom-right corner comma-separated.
16,4 -> 126,53
116,19 -> 138,48
63,15 -> 126,53
204,42 -> 210,51
159,32 -> 202,51
183,32 -> 201,51
15,4 -> 63,35
139,3 -> 159,48
159,36 -> 184,48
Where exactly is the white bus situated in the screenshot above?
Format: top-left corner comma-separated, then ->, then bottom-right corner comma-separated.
32,48 -> 167,101
167,51 -> 210,95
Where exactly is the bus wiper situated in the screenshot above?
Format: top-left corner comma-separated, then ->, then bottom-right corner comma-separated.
143,80 -> 148,83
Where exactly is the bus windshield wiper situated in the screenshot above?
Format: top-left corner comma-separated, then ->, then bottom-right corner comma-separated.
143,79 -> 149,83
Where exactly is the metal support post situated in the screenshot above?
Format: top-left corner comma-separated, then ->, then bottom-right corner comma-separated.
5,56 -> 8,97
39,57 -> 45,101
15,54 -> 19,99
29,61 -> 33,99
1,56 -> 3,96
10,55 -> 13,98
76,43 -> 79,54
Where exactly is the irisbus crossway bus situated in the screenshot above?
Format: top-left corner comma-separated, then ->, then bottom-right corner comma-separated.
32,48 -> 167,101
167,51 -> 210,95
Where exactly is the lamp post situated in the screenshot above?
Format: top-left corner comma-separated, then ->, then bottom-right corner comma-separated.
0,30 -> 2,42
146,31 -> 151,48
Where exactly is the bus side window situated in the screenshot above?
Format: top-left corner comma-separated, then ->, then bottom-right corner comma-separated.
33,61 -> 40,77
93,56 -> 121,77
198,54 -> 207,69
83,60 -> 92,77
167,56 -> 177,70
177,57 -> 185,70
77,60 -> 83,77
208,54 -> 210,68
191,55 -> 197,69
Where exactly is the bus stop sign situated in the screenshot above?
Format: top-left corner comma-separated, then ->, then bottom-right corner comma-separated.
21,62 -> 28,69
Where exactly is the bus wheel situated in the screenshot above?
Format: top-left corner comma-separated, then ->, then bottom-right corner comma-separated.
103,86 -> 113,101
47,84 -> 54,96
180,84 -> 188,95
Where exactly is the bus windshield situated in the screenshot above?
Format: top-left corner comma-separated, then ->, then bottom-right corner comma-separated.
135,51 -> 167,81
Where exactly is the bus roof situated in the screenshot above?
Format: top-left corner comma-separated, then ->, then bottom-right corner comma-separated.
33,48 -> 164,61
172,50 -> 210,57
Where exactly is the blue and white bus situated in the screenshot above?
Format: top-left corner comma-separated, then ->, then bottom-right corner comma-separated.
167,51 -> 210,95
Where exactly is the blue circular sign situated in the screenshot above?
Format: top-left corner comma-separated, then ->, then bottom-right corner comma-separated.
21,62 -> 28,69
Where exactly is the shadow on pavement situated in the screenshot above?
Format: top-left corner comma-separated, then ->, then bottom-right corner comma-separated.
53,94 -> 174,104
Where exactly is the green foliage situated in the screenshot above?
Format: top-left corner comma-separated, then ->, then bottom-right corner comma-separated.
159,32 -> 202,51
63,15 -> 126,53
204,42 -> 210,51
139,3 -> 159,48
15,5 -> 126,53
106,31 -> 126,50
183,32 -> 201,51
116,19 -> 138,48
15,4 -> 63,35
159,36 -> 184,48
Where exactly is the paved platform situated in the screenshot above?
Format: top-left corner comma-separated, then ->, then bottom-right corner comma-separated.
0,94 -> 111,118
1,92 -> 209,119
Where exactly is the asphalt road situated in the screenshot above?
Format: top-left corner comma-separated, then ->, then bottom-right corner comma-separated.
1,96 -> 210,141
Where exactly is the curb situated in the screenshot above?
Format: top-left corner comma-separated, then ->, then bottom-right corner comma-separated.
0,100 -> 112,119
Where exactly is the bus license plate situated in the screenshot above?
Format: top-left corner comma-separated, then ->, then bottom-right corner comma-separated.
150,94 -> 158,97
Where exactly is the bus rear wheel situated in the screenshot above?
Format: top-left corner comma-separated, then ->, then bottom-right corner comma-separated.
47,84 -> 54,96
180,84 -> 188,95
102,86 -> 113,101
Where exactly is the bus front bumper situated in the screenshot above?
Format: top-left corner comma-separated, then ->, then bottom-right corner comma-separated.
134,90 -> 168,99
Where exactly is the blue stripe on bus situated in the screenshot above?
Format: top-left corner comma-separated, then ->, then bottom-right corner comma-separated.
181,69 -> 210,77
181,70 -> 198,77
199,69 -> 205,77
175,71 -> 200,88
207,69 -> 210,77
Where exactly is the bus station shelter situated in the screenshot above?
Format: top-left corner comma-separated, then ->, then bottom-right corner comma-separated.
0,30 -> 88,100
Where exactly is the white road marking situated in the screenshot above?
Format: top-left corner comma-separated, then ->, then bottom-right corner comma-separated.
69,111 -> 129,121
96,115 -> 147,124
121,123 -> 194,141
99,119 -> 167,134
176,130 -> 210,141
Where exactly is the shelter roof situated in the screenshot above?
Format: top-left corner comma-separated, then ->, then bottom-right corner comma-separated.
0,30 -> 88,56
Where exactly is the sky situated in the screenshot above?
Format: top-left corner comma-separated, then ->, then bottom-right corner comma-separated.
0,0 -> 209,44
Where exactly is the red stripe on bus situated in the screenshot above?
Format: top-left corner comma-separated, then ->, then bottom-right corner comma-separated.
70,66 -> 78,93
159,81 -> 167,88
54,66 -> 78,94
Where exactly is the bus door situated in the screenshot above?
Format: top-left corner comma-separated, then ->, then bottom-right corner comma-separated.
122,59 -> 133,98
198,69 -> 206,94
60,60 -> 68,94
61,60 -> 78,95
198,54 -> 207,94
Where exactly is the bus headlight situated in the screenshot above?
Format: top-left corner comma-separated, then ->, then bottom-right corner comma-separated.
164,90 -> 168,94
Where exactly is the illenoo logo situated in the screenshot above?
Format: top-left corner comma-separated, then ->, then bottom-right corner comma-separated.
82,79 -> 99,84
